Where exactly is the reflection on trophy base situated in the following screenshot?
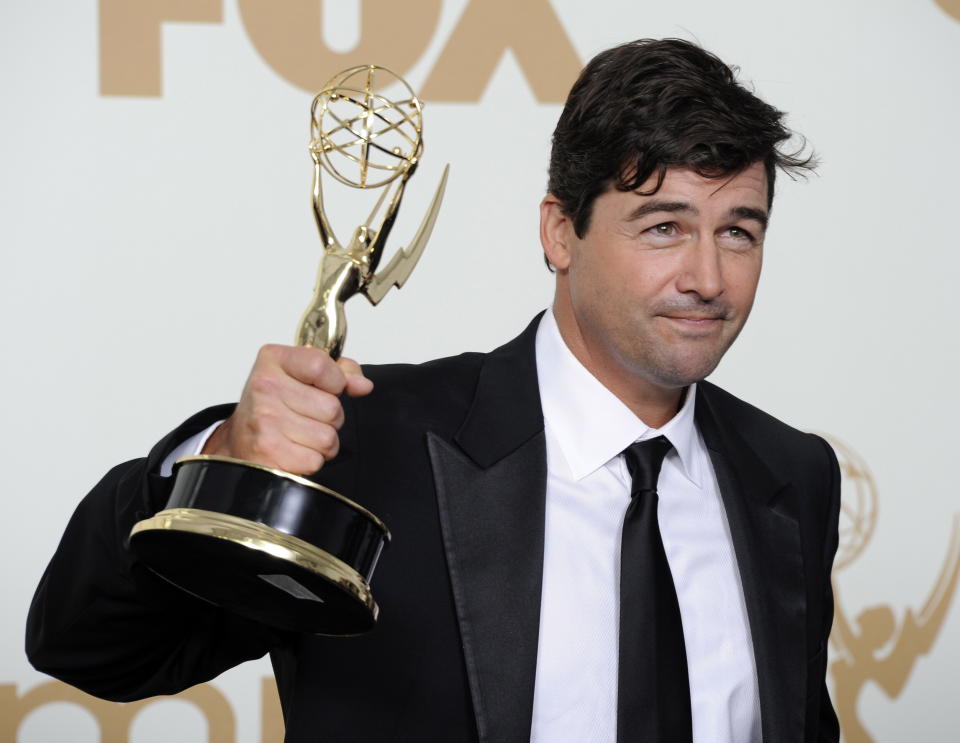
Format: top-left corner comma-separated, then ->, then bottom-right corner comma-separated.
128,456 -> 390,635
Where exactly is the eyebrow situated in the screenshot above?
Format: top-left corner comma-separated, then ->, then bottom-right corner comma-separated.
625,200 -> 769,231
729,206 -> 769,231
625,200 -> 695,222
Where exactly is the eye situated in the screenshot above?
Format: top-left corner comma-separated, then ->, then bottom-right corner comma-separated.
649,222 -> 678,236
724,225 -> 757,243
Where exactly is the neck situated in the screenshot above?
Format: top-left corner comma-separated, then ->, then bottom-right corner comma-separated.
551,299 -> 684,430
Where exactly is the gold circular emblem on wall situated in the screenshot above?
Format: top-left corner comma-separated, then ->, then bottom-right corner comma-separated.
821,434 -> 878,571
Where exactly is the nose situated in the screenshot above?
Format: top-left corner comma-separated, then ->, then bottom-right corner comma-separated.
675,235 -> 723,301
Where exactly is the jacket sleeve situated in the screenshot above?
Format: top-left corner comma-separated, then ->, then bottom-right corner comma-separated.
812,434 -> 842,743
25,404 -> 280,703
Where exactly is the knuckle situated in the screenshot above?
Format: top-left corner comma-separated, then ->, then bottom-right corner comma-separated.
248,406 -> 279,433
308,356 -> 327,382
326,437 -> 340,459
316,426 -> 338,452
257,344 -> 283,363
292,451 -> 324,475
315,394 -> 342,423
248,373 -> 278,398
331,368 -> 348,394
318,358 -> 346,393
317,357 -> 343,391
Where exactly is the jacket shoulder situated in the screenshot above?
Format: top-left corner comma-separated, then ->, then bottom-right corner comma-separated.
363,349 -> 486,387
698,381 -> 836,477
354,351 -> 486,436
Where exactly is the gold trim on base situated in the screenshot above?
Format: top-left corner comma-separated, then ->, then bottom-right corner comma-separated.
130,507 -> 377,618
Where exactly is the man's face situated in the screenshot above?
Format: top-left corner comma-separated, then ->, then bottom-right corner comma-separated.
545,163 -> 768,391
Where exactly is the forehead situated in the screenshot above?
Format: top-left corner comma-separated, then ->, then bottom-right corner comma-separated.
634,163 -> 769,208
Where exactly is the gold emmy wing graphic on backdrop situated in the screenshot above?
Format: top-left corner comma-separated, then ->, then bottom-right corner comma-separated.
823,435 -> 960,743
128,65 -> 449,636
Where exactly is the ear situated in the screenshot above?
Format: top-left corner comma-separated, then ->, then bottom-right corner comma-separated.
539,195 -> 574,271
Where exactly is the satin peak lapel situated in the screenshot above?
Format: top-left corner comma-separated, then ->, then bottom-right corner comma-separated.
428,318 -> 546,743
696,386 -> 807,743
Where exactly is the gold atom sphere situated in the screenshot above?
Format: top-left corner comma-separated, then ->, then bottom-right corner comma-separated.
309,65 -> 424,189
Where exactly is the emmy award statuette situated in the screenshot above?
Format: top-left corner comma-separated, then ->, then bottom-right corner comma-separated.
128,66 -> 449,635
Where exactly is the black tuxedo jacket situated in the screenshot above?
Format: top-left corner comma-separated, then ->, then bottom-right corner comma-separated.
28,316 -> 840,743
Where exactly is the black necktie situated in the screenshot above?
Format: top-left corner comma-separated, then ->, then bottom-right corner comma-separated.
617,436 -> 693,743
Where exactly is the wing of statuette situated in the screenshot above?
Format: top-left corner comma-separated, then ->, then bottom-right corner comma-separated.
363,164 -> 449,306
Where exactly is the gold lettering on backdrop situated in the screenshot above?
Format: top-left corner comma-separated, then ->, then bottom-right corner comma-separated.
822,434 -> 960,743
0,680 -> 235,742
236,0 -> 442,94
99,1 -> 580,101
933,0 -> 960,21
421,0 -> 581,102
99,0 -> 222,95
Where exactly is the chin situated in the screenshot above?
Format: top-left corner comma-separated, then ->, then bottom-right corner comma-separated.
642,354 -> 724,389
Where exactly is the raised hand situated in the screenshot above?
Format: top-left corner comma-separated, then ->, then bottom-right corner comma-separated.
202,344 -> 373,474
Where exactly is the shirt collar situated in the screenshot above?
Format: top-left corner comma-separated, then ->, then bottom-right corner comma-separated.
535,308 -> 702,486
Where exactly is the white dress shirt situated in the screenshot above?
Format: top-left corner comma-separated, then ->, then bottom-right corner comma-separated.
159,419 -> 223,476
162,310 -> 761,741
529,308 -> 760,743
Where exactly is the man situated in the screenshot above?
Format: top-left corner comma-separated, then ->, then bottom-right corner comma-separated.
27,39 -> 840,742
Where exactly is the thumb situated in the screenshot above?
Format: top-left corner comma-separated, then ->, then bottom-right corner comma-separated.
336,356 -> 374,397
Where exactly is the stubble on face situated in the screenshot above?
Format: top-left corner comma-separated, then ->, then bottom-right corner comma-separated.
603,292 -> 742,389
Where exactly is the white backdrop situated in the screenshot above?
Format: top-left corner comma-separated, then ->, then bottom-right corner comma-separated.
3,1 -> 959,741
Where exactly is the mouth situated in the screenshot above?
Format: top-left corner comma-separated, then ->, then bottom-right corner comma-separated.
659,315 -> 725,334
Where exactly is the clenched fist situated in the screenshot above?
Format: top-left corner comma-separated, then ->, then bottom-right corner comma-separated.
202,344 -> 373,474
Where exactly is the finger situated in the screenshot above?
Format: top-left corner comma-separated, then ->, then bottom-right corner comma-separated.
336,356 -> 364,376
279,412 -> 341,462
280,383 -> 346,430
337,356 -> 374,397
344,374 -> 374,397
240,424 -> 328,475
271,438 -> 329,476
280,346 -> 347,395
245,357 -> 345,427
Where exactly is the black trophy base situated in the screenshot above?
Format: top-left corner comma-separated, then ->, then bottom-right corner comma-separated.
128,455 -> 390,636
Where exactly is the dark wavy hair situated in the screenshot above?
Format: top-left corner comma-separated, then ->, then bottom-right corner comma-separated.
547,38 -> 815,240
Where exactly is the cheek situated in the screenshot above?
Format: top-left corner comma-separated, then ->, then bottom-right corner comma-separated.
724,255 -> 763,309
569,242 -> 677,318
569,244 -> 618,299
626,255 -> 686,308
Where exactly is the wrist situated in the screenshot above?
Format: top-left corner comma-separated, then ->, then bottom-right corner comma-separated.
201,422 -> 230,457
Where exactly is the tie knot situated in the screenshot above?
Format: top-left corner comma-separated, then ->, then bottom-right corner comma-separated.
622,436 -> 673,496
